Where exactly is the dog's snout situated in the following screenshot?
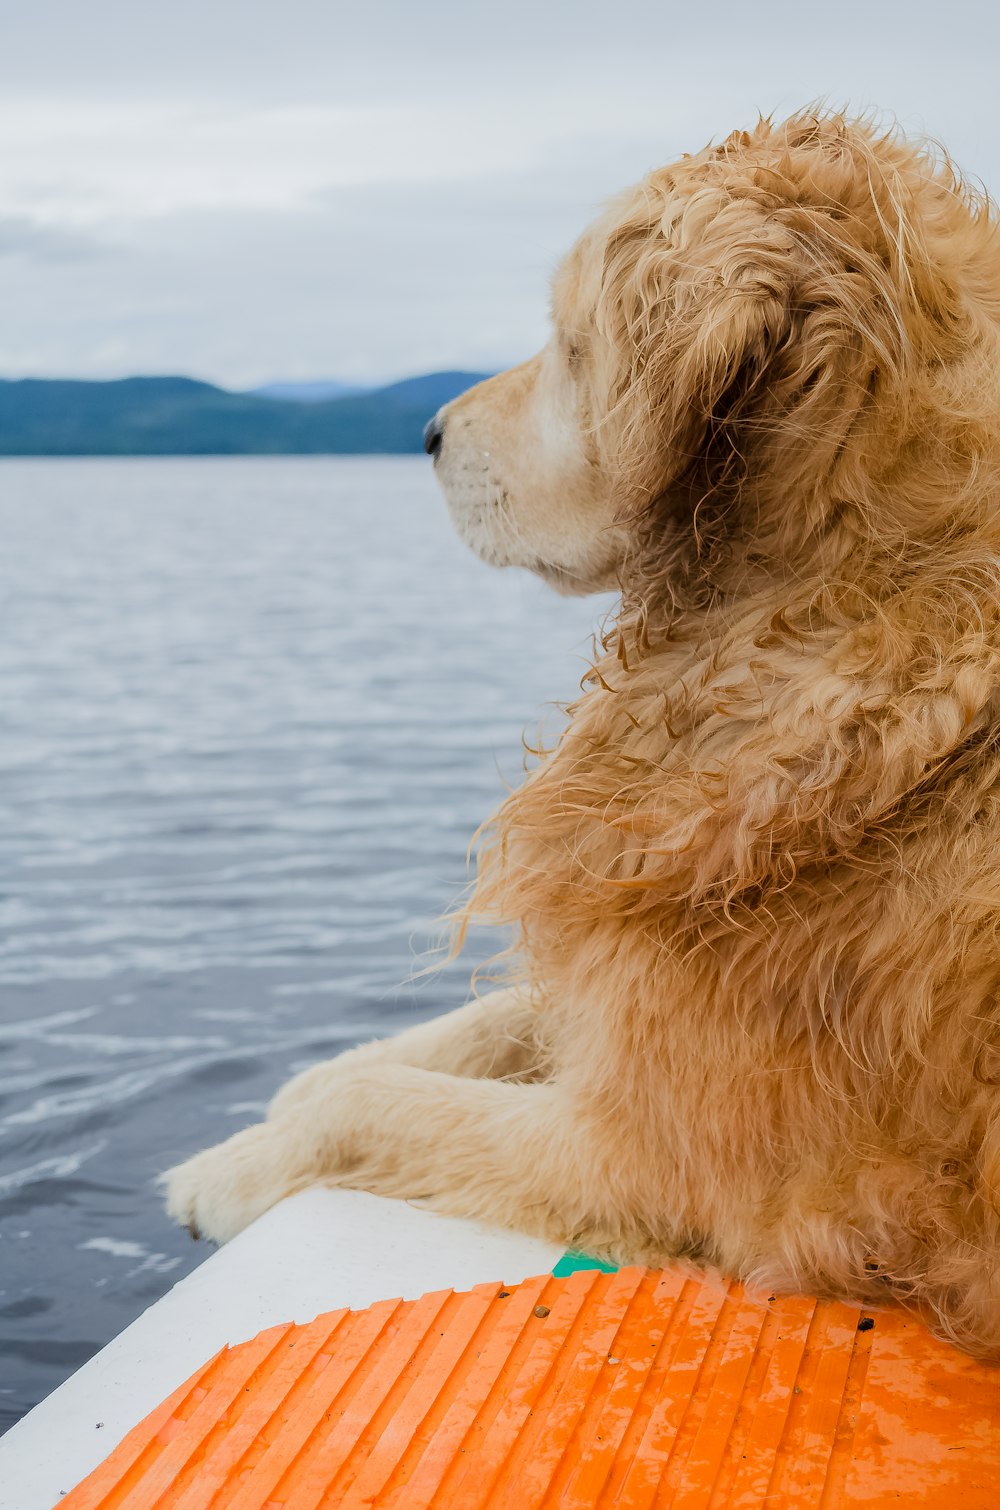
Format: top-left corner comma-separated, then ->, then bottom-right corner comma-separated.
423,414 -> 445,459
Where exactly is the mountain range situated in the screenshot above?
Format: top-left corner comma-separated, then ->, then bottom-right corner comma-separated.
0,371 -> 490,456
249,380 -> 369,403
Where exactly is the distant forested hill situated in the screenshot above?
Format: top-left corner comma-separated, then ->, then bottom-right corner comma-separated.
0,371 -> 490,455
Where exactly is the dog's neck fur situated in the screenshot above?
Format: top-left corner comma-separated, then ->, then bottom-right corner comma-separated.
463,319 -> 1000,1045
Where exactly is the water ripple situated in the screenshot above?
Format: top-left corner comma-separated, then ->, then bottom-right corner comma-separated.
0,456 -> 609,1431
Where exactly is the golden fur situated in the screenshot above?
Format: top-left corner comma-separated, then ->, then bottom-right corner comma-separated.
167,112 -> 1000,1356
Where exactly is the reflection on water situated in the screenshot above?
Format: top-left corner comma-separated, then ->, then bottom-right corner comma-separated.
0,457 -> 610,1429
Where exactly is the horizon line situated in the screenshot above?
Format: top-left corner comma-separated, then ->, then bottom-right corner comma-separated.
0,366 -> 504,393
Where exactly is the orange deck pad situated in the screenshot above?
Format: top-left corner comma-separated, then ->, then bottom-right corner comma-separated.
62,1265 -> 1000,1508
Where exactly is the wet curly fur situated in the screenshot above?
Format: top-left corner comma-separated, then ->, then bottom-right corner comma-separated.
167,112 -> 1000,1356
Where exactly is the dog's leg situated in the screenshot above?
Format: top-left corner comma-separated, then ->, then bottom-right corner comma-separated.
164,988 -> 560,1242
165,1062 -> 611,1250
278,987 -> 551,1094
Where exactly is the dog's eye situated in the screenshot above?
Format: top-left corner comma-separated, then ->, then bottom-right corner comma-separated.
554,327 -> 586,376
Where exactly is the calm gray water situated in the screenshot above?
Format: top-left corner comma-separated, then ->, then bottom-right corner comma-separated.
0,457 -> 609,1431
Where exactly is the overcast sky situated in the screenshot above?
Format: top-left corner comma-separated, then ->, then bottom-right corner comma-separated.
2,1 -> 998,388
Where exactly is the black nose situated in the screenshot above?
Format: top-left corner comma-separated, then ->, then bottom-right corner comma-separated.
423,414 -> 444,459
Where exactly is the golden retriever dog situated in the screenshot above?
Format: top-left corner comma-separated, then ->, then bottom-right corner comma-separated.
167,111 -> 1000,1356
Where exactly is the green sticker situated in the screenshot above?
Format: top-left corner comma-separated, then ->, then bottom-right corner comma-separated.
552,1251 -> 619,1277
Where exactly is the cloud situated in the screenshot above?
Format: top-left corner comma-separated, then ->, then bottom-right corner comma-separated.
1,0 -> 999,382
0,214 -> 105,264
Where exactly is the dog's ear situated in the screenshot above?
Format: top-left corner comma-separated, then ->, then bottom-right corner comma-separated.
594,172 -> 902,539
595,185 -> 798,508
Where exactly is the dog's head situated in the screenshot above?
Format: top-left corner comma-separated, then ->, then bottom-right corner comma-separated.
430,113 -> 991,601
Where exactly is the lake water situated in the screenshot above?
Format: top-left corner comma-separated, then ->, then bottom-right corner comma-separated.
0,457 -> 610,1431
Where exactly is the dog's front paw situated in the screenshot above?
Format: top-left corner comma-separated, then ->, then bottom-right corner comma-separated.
163,1122 -> 308,1245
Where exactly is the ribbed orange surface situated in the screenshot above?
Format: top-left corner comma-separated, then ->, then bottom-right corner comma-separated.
62,1266 -> 1000,1509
